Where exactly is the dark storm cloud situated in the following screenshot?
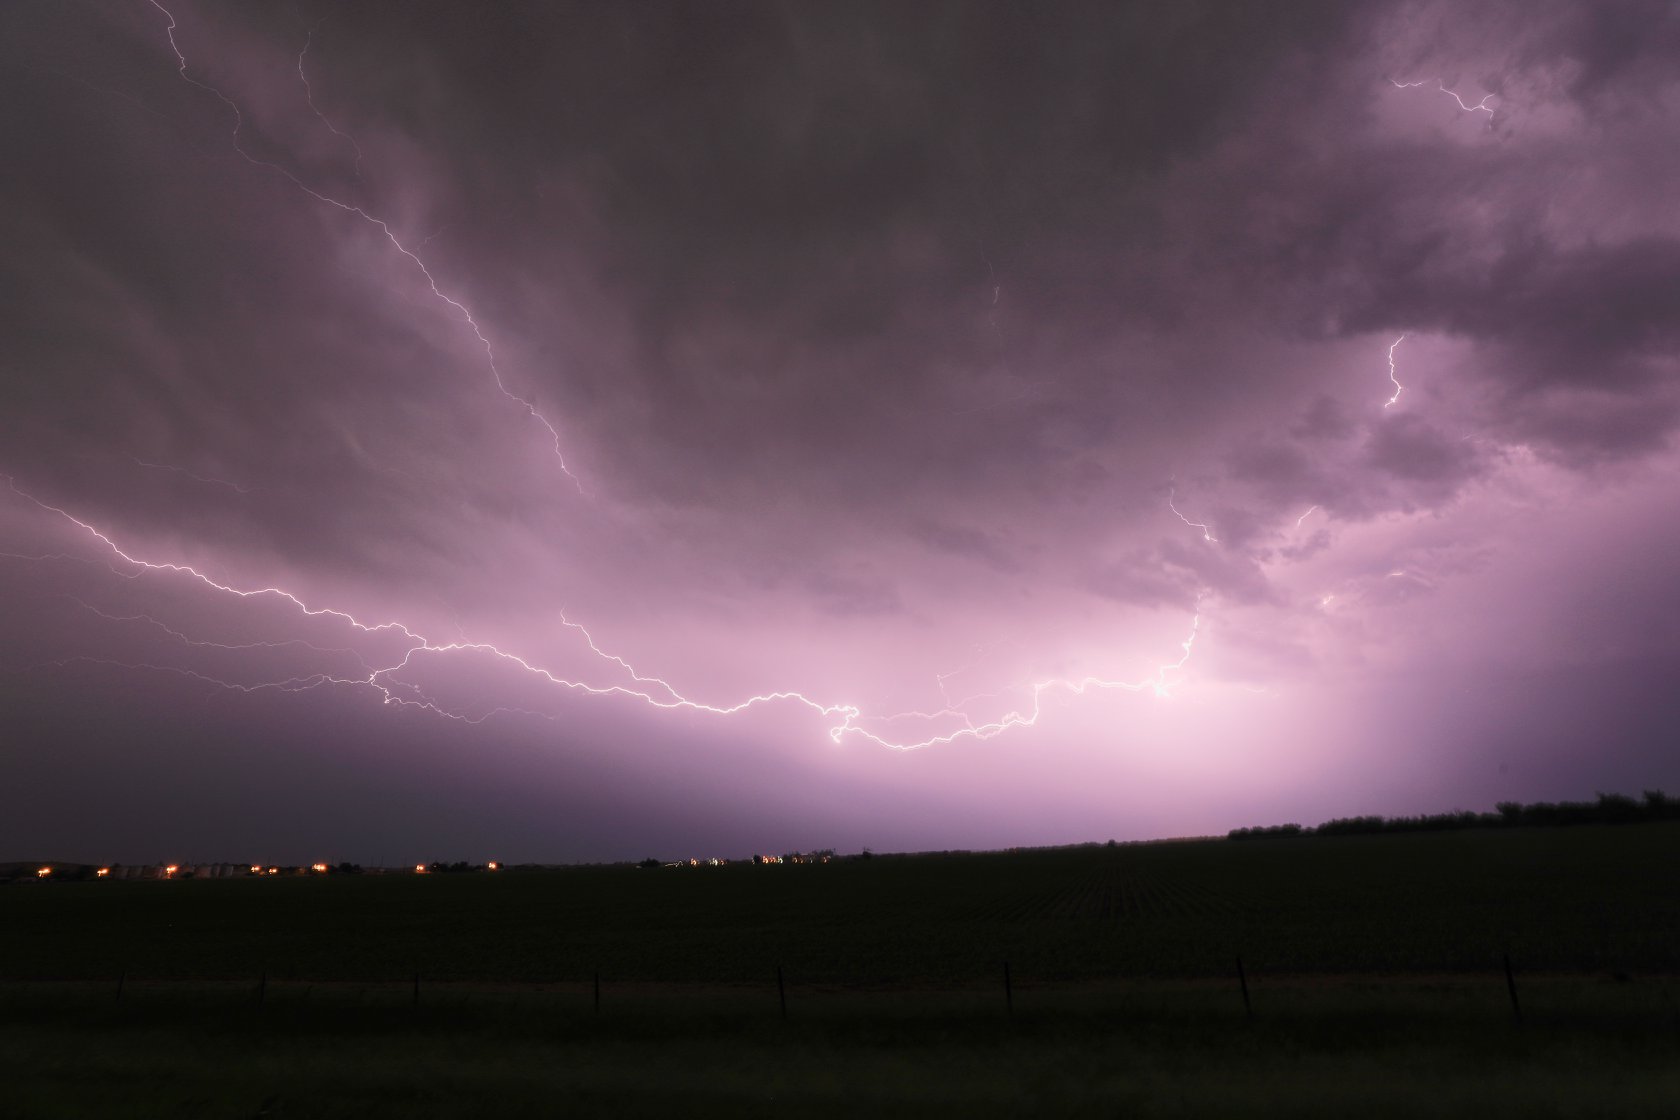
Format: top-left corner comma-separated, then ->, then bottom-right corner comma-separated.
1349,236 -> 1680,464
1363,414 -> 1482,489
1085,548 -> 1200,610
1513,0 -> 1680,105
909,520 -> 1021,574
1087,535 -> 1278,609
1218,403 -> 1495,539
1497,384 -> 1679,466
254,0 -> 1369,508
802,566 -> 903,619
9,0 -> 1672,515
3,0 -> 1679,864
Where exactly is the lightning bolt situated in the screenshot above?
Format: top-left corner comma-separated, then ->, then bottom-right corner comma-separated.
297,19 -> 364,178
934,645 -> 1007,713
8,477 -> 1203,752
31,655 -> 358,701
1390,78 -> 1495,114
15,8 -> 1217,758
146,1 -> 583,491
1294,505 -> 1320,528
131,458 -> 252,494
1168,487 -> 1218,543
1384,334 -> 1407,408
61,595 -> 371,669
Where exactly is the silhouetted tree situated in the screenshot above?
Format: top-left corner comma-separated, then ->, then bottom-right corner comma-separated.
1233,790 -> 1679,841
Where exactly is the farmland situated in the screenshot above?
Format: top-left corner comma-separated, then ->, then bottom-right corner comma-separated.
9,822 -> 1679,984
4,823 -> 1678,1116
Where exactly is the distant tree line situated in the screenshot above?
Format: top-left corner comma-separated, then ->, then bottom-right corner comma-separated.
1229,791 -> 1679,840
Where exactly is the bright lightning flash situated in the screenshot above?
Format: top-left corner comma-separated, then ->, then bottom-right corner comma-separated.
1384,334 -> 1407,408
9,477 -> 1203,752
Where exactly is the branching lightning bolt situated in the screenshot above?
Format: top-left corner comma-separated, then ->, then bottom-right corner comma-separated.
12,8 -> 1216,758
61,595 -> 371,670
934,644 -> 1007,713
147,1 -> 582,491
9,478 -> 1203,752
1390,78 -> 1495,114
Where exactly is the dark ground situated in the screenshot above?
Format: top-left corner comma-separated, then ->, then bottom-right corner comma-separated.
4,824 -> 1678,1116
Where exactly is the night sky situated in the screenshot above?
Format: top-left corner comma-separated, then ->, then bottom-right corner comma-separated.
4,1 -> 1678,866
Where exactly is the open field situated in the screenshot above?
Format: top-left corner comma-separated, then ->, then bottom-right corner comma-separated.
8,822 -> 1680,983
3,977 -> 1678,1118
4,824 -> 1678,1115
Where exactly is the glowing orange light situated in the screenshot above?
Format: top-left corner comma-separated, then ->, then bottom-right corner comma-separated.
96,867 -> 110,878
487,861 -> 499,871
164,864 -> 179,877
267,867 -> 279,876
250,865 -> 263,874
36,866 -> 51,878
311,862 -> 328,873
414,864 -> 427,874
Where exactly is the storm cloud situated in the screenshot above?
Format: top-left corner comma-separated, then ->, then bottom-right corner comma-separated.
2,0 -> 1676,864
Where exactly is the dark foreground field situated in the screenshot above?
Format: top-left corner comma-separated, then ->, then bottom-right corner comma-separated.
4,823 -> 1678,1116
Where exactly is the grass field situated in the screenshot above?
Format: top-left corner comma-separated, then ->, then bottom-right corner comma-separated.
4,823 -> 1678,1115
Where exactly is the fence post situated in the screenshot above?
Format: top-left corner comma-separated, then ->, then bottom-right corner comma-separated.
1236,955 -> 1251,1017
777,964 -> 787,1021
1003,960 -> 1013,1017
1503,953 -> 1521,1020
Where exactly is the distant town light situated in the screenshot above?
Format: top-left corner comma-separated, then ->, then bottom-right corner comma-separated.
267,867 -> 279,876
36,866 -> 51,878
250,865 -> 263,875
96,867 -> 110,878
310,862 -> 329,873
487,861 -> 500,871
414,864 -> 428,874
164,864 -> 179,877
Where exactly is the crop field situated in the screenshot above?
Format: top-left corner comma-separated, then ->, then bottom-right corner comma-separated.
4,823 -> 1678,1116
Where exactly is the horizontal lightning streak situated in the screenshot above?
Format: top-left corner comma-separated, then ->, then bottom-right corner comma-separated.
32,655 -> 354,698
132,457 -> 252,494
21,8 -> 1216,755
8,478 -> 1202,751
1390,78 -> 1495,114
62,595 -> 372,670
